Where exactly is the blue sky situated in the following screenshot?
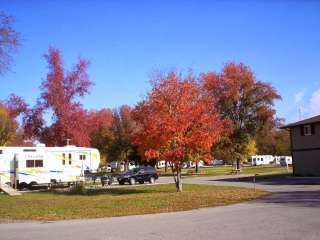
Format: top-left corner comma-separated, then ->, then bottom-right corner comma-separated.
1,0 -> 320,123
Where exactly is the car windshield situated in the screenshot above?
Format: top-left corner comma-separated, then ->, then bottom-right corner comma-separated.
126,168 -> 140,174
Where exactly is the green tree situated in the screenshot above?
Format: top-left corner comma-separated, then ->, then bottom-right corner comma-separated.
202,62 -> 281,169
109,105 -> 136,171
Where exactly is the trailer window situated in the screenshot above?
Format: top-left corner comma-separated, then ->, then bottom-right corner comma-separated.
26,160 -> 34,168
68,153 -> 72,165
35,160 -> 43,167
80,154 -> 86,160
62,153 -> 66,165
0,150 -> 2,154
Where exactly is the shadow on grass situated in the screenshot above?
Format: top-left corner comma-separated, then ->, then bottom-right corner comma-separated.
47,184 -> 176,196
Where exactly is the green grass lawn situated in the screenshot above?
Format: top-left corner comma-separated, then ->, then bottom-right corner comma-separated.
159,164 -> 292,177
0,184 -> 269,221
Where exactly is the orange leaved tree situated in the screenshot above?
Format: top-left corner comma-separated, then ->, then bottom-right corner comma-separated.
132,71 -> 224,192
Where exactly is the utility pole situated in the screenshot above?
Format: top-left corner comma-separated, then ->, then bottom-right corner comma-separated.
298,107 -> 302,120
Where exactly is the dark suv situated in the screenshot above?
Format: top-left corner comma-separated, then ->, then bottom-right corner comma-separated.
117,166 -> 159,185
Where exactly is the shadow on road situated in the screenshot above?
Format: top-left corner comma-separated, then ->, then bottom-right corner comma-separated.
253,190 -> 320,208
212,175 -> 320,186
208,175 -> 320,208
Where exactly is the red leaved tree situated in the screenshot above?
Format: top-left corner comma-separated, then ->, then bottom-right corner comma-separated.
24,47 -> 92,146
133,71 -> 224,192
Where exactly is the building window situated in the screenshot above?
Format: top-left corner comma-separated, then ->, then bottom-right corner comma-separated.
300,124 -> 315,136
304,125 -> 312,136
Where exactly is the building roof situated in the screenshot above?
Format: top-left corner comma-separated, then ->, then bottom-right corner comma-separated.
282,114 -> 320,128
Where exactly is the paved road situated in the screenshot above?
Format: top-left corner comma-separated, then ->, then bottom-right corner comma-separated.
1,175 -> 320,240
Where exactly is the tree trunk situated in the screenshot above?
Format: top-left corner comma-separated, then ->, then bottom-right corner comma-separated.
124,161 -> 128,172
165,161 -> 168,173
236,159 -> 241,173
174,166 -> 182,192
195,161 -> 199,173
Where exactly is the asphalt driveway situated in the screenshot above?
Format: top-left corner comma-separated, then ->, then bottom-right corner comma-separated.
1,175 -> 319,240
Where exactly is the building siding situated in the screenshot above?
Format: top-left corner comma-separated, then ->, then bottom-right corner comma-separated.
291,123 -> 320,150
291,122 -> 320,176
293,150 -> 320,176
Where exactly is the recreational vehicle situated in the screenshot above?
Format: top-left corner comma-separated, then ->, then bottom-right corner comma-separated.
280,156 -> 292,166
183,160 -> 205,168
273,156 -> 281,165
248,155 -> 273,166
0,145 -> 100,189
156,160 -> 167,169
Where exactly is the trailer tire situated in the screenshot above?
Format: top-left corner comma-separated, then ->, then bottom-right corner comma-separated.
18,182 -> 28,191
29,181 -> 37,190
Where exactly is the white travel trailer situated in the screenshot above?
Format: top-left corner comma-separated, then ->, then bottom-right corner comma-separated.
273,156 -> 281,165
280,156 -> 292,166
0,145 -> 100,189
156,160 -> 166,169
183,160 -> 205,168
248,155 -> 274,166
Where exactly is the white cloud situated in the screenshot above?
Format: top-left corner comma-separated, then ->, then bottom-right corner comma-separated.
294,89 -> 306,104
309,88 -> 320,116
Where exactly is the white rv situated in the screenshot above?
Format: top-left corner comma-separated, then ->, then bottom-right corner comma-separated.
273,156 -> 281,165
248,155 -> 274,166
156,160 -> 167,169
183,160 -> 205,168
0,145 -> 100,189
280,156 -> 292,166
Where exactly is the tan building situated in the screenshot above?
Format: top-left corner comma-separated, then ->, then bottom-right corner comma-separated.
283,115 -> 320,176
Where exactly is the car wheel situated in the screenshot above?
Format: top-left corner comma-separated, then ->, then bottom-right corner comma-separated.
149,177 -> 155,184
129,178 -> 136,185
139,180 -> 144,184
118,180 -> 125,185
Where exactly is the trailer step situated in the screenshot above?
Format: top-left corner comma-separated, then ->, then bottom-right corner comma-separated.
0,184 -> 22,196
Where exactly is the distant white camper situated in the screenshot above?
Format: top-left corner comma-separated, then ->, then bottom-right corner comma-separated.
0,145 -> 100,189
273,156 -> 281,165
248,155 -> 273,166
280,156 -> 292,166
156,160 -> 167,169
183,160 -> 205,168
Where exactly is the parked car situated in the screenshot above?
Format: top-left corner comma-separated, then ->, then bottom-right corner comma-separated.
117,166 -> 159,185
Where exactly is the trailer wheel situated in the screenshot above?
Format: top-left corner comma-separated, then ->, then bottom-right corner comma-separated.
29,181 -> 37,190
18,182 -> 28,191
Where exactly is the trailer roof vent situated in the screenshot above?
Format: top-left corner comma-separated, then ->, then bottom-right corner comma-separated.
23,149 -> 36,152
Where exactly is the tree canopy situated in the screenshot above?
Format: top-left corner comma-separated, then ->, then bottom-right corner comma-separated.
133,71 -> 225,191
